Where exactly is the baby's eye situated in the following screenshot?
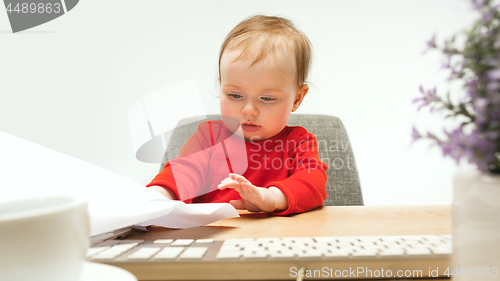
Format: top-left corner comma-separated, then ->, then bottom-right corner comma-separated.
228,93 -> 243,99
261,97 -> 275,102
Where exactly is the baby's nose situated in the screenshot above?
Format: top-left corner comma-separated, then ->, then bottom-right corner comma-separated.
242,102 -> 259,116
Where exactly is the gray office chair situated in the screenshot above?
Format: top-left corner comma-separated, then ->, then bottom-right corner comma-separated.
159,114 -> 363,206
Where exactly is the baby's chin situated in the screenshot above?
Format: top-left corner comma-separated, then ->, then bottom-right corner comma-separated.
243,133 -> 274,142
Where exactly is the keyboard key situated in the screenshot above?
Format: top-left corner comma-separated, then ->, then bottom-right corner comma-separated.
378,236 -> 404,242
334,242 -> 355,247
92,251 -> 121,260
92,243 -> 139,259
357,236 -> 383,243
360,245 -> 385,252
402,242 -> 425,247
352,249 -> 378,258
356,242 -> 377,249
154,239 -> 174,244
108,243 -> 139,253
239,241 -> 261,248
179,247 -> 208,259
324,249 -> 351,258
378,248 -> 405,257
195,239 -> 214,244
297,250 -> 323,258
171,239 -> 194,246
256,238 -> 281,243
314,237 -> 338,243
86,246 -> 110,258
289,243 -> 310,250
266,244 -> 290,252
336,237 -> 359,243
270,250 -> 295,259
219,245 -> 243,252
378,241 -> 402,247
216,251 -> 242,259
153,247 -> 185,260
432,246 -> 452,255
243,251 -> 268,259
382,244 -> 407,250
401,236 -> 424,242
283,237 -> 315,244
422,236 -> 445,242
94,240 -> 143,247
127,247 -> 161,260
428,240 -> 447,246
409,243 -> 432,248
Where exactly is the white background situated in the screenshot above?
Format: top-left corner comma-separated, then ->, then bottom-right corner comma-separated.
0,0 -> 478,205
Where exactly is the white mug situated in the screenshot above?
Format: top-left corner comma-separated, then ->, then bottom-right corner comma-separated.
0,195 -> 89,281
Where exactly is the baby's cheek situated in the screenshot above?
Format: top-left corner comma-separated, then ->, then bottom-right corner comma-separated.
220,100 -> 234,115
272,109 -> 289,125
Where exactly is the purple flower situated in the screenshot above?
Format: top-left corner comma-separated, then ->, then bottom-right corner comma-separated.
486,69 -> 500,81
413,85 -> 444,112
487,131 -> 500,140
485,59 -> 498,66
487,82 -> 500,92
439,55 -> 452,70
475,113 -> 487,126
445,127 -> 463,145
490,109 -> 500,120
474,98 -> 489,114
441,143 -> 453,158
482,11 -> 494,22
427,87 -> 441,101
475,138 -> 496,163
422,33 -> 436,55
411,127 -> 421,142
417,102 -> 429,111
412,97 -> 423,104
491,95 -> 500,105
436,127 -> 467,164
465,80 -> 478,98
471,0 -> 485,11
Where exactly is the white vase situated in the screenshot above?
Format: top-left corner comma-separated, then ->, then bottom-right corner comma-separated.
452,169 -> 500,280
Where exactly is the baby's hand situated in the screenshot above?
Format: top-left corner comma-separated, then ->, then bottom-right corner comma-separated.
217,173 -> 287,212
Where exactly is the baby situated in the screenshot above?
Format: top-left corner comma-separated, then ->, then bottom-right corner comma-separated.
147,15 -> 328,215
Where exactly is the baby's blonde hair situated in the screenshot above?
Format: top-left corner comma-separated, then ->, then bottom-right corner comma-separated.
218,15 -> 312,87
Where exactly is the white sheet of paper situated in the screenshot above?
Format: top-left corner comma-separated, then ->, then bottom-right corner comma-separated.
135,201 -> 239,229
0,132 -> 239,236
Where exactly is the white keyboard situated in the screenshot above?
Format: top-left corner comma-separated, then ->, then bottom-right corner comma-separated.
88,235 -> 452,280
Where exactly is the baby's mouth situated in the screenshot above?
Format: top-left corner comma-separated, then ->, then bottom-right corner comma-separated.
241,122 -> 261,132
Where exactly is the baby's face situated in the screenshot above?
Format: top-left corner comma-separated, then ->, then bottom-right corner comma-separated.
219,49 -> 307,141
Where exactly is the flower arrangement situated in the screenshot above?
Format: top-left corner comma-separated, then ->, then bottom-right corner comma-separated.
412,0 -> 500,174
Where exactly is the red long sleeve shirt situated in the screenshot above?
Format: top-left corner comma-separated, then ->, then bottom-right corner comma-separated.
146,120 -> 328,215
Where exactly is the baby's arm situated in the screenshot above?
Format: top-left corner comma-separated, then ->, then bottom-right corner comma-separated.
148,185 -> 178,200
218,174 -> 288,212
266,132 -> 327,215
145,122 -> 213,202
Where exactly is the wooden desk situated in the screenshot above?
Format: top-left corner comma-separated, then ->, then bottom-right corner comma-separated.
114,205 -> 452,281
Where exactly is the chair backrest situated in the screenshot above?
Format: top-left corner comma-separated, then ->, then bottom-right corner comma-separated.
160,114 -> 363,206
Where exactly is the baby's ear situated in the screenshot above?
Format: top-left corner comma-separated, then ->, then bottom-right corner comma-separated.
292,84 -> 309,112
